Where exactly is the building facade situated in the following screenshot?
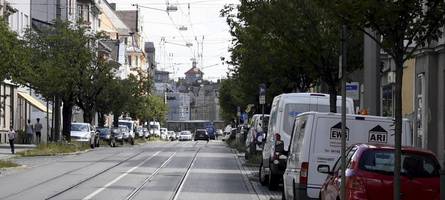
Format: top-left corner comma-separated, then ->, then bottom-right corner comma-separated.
363,31 -> 445,161
114,7 -> 148,78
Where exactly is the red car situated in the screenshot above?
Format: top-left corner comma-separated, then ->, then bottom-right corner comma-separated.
319,144 -> 440,200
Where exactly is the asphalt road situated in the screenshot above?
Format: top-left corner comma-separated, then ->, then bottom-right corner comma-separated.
0,140 -> 260,200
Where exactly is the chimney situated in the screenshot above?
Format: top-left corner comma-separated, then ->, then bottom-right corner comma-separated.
110,3 -> 116,10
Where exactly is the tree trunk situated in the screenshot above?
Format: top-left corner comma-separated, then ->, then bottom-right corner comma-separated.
83,110 -> 94,124
113,112 -> 119,128
393,56 -> 404,200
54,96 -> 61,142
62,100 -> 73,142
328,84 -> 338,113
98,112 -> 105,127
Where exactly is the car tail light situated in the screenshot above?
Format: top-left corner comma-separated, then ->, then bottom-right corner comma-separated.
300,162 -> 309,186
347,176 -> 365,192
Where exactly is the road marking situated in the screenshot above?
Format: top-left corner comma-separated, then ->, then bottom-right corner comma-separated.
126,152 -> 177,200
82,151 -> 161,200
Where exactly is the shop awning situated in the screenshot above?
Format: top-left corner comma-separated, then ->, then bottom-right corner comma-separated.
18,92 -> 52,113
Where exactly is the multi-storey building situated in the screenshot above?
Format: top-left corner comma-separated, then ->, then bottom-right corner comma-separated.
113,6 -> 148,79
362,31 -> 445,161
97,0 -> 131,79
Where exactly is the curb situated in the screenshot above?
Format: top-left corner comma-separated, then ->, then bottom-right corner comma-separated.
232,149 -> 261,200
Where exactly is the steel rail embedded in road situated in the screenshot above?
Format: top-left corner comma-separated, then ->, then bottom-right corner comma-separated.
0,149 -> 130,200
170,147 -> 201,200
45,150 -> 153,200
125,152 -> 177,200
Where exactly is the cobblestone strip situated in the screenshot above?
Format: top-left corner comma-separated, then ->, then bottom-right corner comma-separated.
235,152 -> 282,200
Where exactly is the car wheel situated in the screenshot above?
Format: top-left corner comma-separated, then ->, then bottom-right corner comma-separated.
259,163 -> 268,186
268,172 -> 279,190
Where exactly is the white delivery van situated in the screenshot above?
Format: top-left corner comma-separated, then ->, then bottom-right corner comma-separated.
260,93 -> 355,189
149,121 -> 161,137
118,120 -> 135,145
283,112 -> 413,200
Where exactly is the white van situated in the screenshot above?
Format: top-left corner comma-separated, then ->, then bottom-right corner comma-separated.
283,112 -> 413,200
260,93 -> 355,189
149,121 -> 161,137
118,120 -> 135,145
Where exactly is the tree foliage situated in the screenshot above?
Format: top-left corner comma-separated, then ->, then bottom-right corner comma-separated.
0,18 -> 26,80
219,0 -> 363,119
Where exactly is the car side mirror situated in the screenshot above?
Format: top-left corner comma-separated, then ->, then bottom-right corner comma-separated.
317,164 -> 332,174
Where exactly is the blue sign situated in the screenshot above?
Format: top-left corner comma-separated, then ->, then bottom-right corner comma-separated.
288,111 -> 301,117
241,113 -> 248,123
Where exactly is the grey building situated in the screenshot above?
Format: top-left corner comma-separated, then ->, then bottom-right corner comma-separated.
414,34 -> 445,159
145,42 -> 156,77
189,84 -> 221,121
363,31 -> 445,161
166,92 -> 190,121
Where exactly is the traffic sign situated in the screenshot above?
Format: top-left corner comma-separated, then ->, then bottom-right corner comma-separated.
259,96 -> 265,105
259,84 -> 266,105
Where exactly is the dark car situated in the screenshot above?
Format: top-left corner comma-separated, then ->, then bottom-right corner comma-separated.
97,127 -> 111,141
194,129 -> 209,141
318,144 -> 440,200
109,127 -> 124,147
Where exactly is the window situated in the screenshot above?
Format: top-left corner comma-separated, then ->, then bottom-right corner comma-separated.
128,56 -> 132,66
359,150 -> 440,177
135,57 -> 139,66
291,117 -> 307,164
332,146 -> 356,172
76,3 -> 89,23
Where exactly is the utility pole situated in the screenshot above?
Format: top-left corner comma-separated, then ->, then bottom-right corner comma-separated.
340,24 -> 348,200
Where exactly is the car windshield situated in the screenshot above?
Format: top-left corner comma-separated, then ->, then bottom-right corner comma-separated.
181,132 -> 190,135
71,124 -> 88,132
196,130 -> 206,134
97,128 -> 109,133
119,122 -> 132,130
359,149 -> 440,178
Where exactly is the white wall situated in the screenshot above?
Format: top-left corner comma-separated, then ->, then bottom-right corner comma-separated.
9,0 -> 31,36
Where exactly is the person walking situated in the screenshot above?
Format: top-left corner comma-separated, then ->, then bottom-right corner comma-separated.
8,126 -> 16,154
25,120 -> 34,144
35,118 -> 43,144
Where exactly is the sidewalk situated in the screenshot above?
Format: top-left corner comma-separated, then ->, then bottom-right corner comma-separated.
0,144 -> 36,160
234,151 -> 282,200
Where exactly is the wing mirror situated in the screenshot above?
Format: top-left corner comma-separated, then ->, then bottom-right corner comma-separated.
317,164 -> 332,175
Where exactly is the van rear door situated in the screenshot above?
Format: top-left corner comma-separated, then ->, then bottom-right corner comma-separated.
307,115 -> 403,198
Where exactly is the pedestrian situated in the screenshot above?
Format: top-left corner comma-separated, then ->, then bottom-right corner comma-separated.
8,126 -> 15,154
35,118 -> 43,144
25,119 -> 34,144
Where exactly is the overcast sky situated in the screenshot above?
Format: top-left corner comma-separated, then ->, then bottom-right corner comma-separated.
108,0 -> 239,81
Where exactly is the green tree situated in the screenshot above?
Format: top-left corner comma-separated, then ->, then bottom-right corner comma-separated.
0,18 -> 26,80
19,20 -> 94,141
326,0 -> 445,199
220,0 -> 363,116
221,0 -> 318,115
75,57 -> 119,124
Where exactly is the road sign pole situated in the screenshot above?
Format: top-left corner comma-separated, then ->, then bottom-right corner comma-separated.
340,24 -> 348,200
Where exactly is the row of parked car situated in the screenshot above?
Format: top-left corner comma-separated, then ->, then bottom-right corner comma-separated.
241,93 -> 440,200
70,120 -> 167,148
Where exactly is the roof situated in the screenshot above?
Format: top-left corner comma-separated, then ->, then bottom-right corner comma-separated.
17,92 -> 52,113
116,10 -> 138,33
98,0 -> 131,35
353,143 -> 435,155
184,67 -> 203,75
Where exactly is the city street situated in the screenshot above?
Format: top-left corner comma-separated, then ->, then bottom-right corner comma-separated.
0,141 -> 277,200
